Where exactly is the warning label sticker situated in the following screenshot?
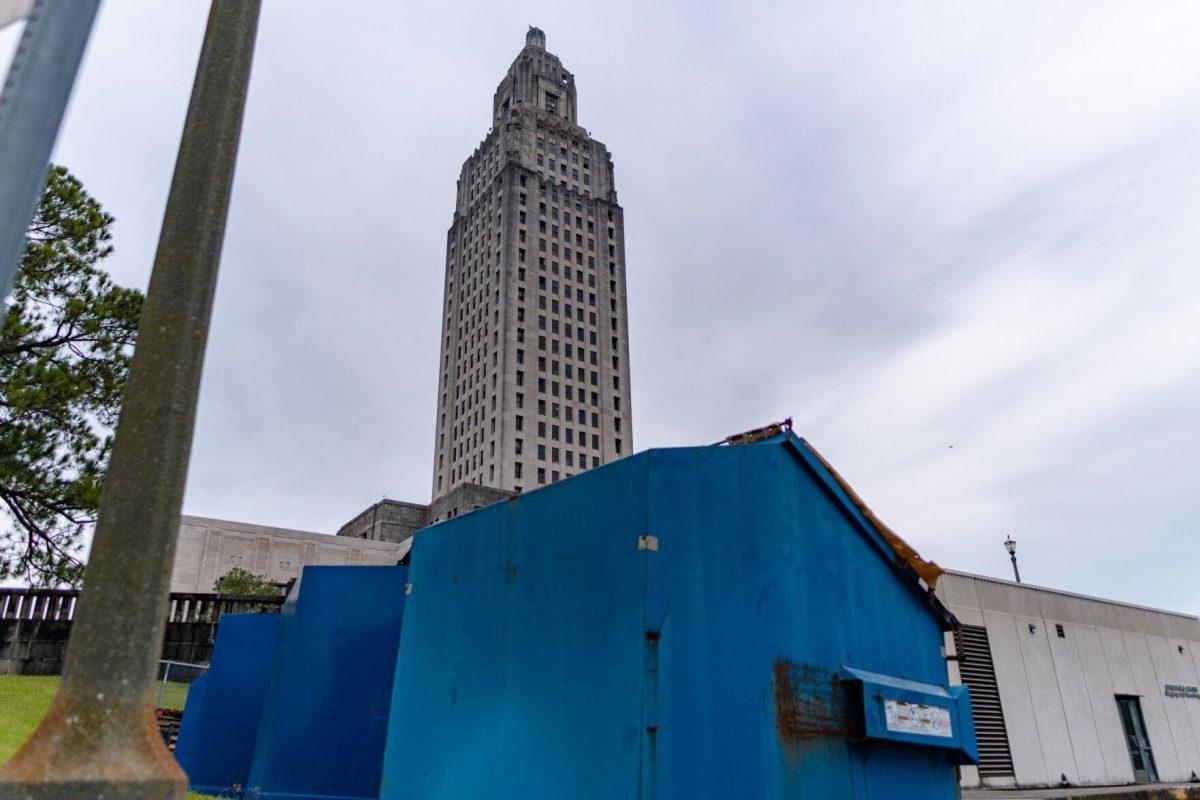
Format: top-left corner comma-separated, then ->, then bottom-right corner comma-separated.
884,699 -> 953,738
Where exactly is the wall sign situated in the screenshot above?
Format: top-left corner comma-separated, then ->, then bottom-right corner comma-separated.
884,699 -> 953,738
1164,685 -> 1200,700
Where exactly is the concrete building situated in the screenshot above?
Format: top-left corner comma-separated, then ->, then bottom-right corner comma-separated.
169,515 -> 405,593
336,500 -> 430,544
431,26 -> 633,500
170,484 -> 514,591
939,570 -> 1200,790
337,483 -> 514,541
170,28 -> 636,590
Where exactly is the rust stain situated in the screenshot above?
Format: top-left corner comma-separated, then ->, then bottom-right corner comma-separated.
772,658 -> 849,747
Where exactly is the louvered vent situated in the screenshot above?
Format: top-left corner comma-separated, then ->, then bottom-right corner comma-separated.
956,624 -> 1015,777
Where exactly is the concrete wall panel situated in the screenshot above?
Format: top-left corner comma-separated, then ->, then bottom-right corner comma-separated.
1101,628 -> 1138,695
1186,647 -> 1200,777
1147,636 -> 1200,778
976,581 -> 1013,614
174,523 -> 207,590
1009,586 -> 1042,619
1124,632 -> 1183,780
1048,623 -> 1108,784
949,603 -> 986,627
170,516 -> 403,592
1075,626 -> 1135,784
937,575 -> 979,612
984,610 -> 1049,786
1015,614 -> 1080,783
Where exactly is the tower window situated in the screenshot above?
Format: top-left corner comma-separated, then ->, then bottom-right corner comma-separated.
546,92 -> 559,114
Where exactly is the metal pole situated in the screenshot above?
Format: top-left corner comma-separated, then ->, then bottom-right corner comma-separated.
1010,553 -> 1021,584
0,0 -> 100,301
156,662 -> 170,709
0,1 -> 262,797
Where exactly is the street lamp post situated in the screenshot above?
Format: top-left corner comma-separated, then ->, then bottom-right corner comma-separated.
0,2 -> 262,797
1004,535 -> 1021,583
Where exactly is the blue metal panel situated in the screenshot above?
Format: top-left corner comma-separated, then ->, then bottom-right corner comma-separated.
381,461 -> 649,800
643,442 -> 968,799
381,433 -> 974,799
246,565 -> 407,800
175,613 -> 282,796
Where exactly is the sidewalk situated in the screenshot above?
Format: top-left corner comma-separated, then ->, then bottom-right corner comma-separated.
964,783 -> 1200,800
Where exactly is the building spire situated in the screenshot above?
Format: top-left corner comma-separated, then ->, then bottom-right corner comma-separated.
526,26 -> 545,49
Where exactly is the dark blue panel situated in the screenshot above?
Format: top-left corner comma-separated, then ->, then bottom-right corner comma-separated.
246,565 -> 407,800
175,613 -> 282,796
382,434 -> 973,799
381,458 -> 649,800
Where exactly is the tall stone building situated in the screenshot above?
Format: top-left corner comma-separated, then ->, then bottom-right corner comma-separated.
431,27 -> 633,500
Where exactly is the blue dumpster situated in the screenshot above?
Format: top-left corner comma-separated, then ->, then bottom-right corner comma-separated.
175,613 -> 282,796
244,565 -> 408,800
380,432 -> 975,799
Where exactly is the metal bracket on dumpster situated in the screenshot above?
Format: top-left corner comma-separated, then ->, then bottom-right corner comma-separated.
638,535 -> 659,552
840,666 -> 978,764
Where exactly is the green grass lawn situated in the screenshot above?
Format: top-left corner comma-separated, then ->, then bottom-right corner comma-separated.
0,674 -> 55,765
0,675 -> 214,799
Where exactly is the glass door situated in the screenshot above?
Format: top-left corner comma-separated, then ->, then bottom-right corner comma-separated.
1116,695 -> 1158,783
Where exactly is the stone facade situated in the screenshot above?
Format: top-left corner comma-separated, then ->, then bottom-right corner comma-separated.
428,483 -> 513,524
337,499 -> 430,543
335,483 -> 514,544
431,27 -> 633,500
170,515 -> 404,593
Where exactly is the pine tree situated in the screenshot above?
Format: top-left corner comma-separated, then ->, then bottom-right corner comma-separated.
1,166 -> 143,585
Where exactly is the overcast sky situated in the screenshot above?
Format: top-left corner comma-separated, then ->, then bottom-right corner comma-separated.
3,2 -> 1198,610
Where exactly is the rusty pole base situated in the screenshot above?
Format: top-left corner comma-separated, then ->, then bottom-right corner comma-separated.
0,779 -> 182,800
0,689 -> 186,800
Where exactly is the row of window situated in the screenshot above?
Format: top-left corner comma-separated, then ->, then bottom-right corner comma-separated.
535,134 -> 588,163
514,366 -> 621,391
521,223 -> 594,251
518,347 -> 604,369
441,375 -> 627,479
534,153 -> 590,187
437,153 -> 624,487
440,340 -> 624,477
461,137 -> 502,206
522,203 -> 599,232
515,426 -> 598,451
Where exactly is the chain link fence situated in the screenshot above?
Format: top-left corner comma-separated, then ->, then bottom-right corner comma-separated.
154,658 -> 208,711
